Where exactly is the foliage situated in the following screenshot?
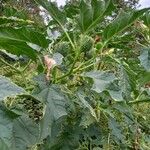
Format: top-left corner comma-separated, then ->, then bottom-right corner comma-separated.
0,0 -> 150,149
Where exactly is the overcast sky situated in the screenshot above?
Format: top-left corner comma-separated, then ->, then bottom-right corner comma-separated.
55,0 -> 150,8
139,0 -> 150,8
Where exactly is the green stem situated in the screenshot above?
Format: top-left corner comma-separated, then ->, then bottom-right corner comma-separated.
19,93 -> 41,102
128,99 -> 150,105
0,57 -> 30,87
56,51 -> 79,81
56,50 -> 101,82
68,56 -> 95,74
22,59 -> 32,72
69,52 -> 79,73
107,133 -> 110,150
0,58 -> 21,73
73,61 -> 99,73
60,25 -> 75,49
97,41 -> 108,70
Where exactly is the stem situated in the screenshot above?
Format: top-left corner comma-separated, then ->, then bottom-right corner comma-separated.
69,52 -> 79,74
56,51 -> 101,82
107,133 -> 110,150
19,93 -> 41,102
97,41 -> 108,70
56,51 -> 79,81
22,59 -> 32,72
74,57 -> 95,72
73,61 -> 99,73
60,25 -> 75,50
128,99 -> 150,105
0,58 -> 21,73
37,55 -> 44,69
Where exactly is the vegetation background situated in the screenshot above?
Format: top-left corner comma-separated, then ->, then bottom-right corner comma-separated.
0,0 -> 150,150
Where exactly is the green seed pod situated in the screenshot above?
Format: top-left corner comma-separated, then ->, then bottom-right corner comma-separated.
80,36 -> 94,52
85,48 -> 96,60
54,42 -> 71,56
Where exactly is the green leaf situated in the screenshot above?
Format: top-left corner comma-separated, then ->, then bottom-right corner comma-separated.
0,105 -> 14,148
142,11 -> 150,28
107,82 -> 123,101
113,102 -> 134,118
80,109 -> 96,127
77,0 -> 115,32
35,0 -> 66,26
103,8 -> 149,41
0,104 -> 40,150
138,48 -> 150,71
42,85 -> 67,119
12,115 -> 40,150
0,16 -> 34,26
0,27 -> 49,48
77,92 -> 98,124
35,84 -> 67,139
0,27 -> 49,59
108,117 -> 125,143
0,139 -> 9,150
83,71 -> 124,101
0,40 -> 37,60
138,71 -> 150,86
0,76 -> 25,101
53,53 -> 64,65
33,74 -> 48,91
83,71 -> 116,93
119,65 -> 132,99
93,147 -> 102,150
2,5 -> 29,20
77,0 -> 93,32
47,123 -> 81,150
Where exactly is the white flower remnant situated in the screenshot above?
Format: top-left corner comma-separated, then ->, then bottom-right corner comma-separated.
44,55 -> 56,81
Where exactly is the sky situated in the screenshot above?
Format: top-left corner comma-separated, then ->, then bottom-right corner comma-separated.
55,0 -> 150,8
139,0 -> 150,8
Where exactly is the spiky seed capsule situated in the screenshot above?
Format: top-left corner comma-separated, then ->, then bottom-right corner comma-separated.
80,36 -> 94,52
54,42 -> 71,56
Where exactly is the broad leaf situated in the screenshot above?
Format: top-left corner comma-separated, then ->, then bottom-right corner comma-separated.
12,115 -> 40,150
83,71 -> 124,101
34,80 -> 67,120
103,8 -> 149,40
35,0 -> 66,26
77,0 -> 115,32
138,48 -> 150,71
80,110 -> 96,127
0,139 -> 9,150
0,27 -> 49,48
0,105 -> 40,150
142,11 -> 150,28
113,102 -> 133,115
53,53 -> 64,65
34,80 -> 67,139
47,123 -> 81,150
108,117 -> 125,143
77,92 -> 98,123
138,71 -> 150,86
83,71 -> 116,93
119,65 -> 132,100
0,76 -> 25,101
46,86 -> 68,120
0,16 -> 33,26
0,39 -> 37,60
0,105 -> 14,148
107,82 -> 123,101
0,27 -> 49,59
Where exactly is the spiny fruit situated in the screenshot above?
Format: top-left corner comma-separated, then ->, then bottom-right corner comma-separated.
80,35 -> 94,52
54,42 -> 71,56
